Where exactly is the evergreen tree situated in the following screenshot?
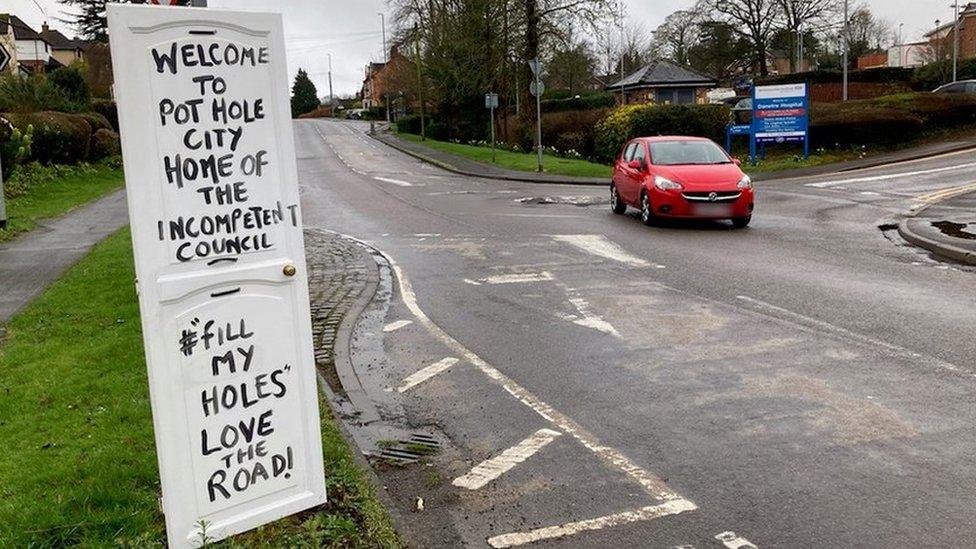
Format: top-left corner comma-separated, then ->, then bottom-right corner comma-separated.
59,0 -> 190,41
290,69 -> 319,118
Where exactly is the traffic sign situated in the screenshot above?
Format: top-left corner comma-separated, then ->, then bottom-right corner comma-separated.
0,44 -> 10,72
528,58 -> 542,76
529,81 -> 545,97
484,92 -> 498,109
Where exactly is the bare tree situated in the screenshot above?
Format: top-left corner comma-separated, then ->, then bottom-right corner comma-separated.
776,0 -> 841,71
702,0 -> 782,76
654,9 -> 700,66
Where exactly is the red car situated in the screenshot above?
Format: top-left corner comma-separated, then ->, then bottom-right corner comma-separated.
610,136 -> 754,228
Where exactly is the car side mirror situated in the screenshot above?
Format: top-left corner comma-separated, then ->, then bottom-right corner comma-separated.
732,158 -> 742,166
628,160 -> 642,170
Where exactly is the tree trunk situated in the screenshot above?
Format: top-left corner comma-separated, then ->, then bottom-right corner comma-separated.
521,0 -> 539,123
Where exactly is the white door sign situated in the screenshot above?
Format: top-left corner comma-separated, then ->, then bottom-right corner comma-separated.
107,5 -> 326,546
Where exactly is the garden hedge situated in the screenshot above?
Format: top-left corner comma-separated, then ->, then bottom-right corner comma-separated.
594,103 -> 730,163
2,111 -> 92,165
91,99 -> 119,131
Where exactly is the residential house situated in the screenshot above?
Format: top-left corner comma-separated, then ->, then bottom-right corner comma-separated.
360,46 -> 415,119
925,3 -> 976,62
767,49 -> 814,75
0,14 -> 58,74
361,60 -> 386,110
888,41 -> 931,68
40,22 -> 86,67
604,60 -> 717,105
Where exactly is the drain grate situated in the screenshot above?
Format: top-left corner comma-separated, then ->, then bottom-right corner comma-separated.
375,433 -> 441,464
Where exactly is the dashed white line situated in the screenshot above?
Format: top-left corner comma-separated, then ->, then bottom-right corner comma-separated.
452,428 -> 562,490
552,234 -> 662,268
804,161 -> 976,188
397,357 -> 459,393
384,252 -> 687,501
565,296 -> 621,338
374,176 -> 414,187
487,498 -> 698,548
383,320 -> 413,333
715,531 -> 759,549
464,272 -> 555,286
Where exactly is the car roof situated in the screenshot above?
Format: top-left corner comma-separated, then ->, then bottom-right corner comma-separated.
636,136 -> 712,143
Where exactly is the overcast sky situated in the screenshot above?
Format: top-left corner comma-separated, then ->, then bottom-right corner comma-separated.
8,0 -> 953,98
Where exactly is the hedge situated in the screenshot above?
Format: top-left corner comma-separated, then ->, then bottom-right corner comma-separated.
501,108 -> 610,159
594,103 -> 730,163
91,99 -> 119,131
2,111 -> 92,165
540,93 -> 617,113
759,67 -> 915,85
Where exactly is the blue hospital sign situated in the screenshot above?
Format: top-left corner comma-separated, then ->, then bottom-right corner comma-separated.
752,83 -> 809,145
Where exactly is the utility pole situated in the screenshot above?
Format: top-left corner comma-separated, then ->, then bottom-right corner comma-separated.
413,23 -> 426,140
0,153 -> 6,231
327,53 -> 334,118
529,59 -> 544,173
618,0 -> 625,104
378,12 -> 387,62
842,0 -> 849,101
953,0 -> 960,82
898,23 -> 905,67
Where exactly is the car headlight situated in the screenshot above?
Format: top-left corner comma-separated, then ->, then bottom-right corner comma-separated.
737,175 -> 753,190
654,176 -> 683,191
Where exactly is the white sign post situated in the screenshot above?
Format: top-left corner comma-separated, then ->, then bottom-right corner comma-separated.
107,5 -> 326,546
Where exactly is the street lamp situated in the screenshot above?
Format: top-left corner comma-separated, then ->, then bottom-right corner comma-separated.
898,23 -> 905,67
842,0 -> 849,101
952,1 -> 960,82
327,53 -> 334,118
378,12 -> 387,62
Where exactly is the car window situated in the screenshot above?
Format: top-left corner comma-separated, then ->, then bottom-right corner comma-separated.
941,82 -> 966,93
968,82 -> 976,94
633,143 -> 647,165
623,142 -> 637,161
648,140 -> 731,165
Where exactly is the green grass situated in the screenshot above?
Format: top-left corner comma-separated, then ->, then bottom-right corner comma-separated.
735,147 -> 864,175
399,133 -> 613,178
0,162 -> 124,242
0,229 -> 401,548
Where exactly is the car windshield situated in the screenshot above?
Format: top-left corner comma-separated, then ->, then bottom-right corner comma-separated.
649,141 -> 731,165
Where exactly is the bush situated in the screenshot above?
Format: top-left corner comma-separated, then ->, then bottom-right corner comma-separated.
91,99 -> 119,131
760,67 -> 915,85
0,75 -> 65,113
48,66 -> 91,110
541,93 -> 617,113
78,112 -> 113,133
911,58 -> 976,91
91,128 -> 121,160
2,111 -> 92,165
0,117 -> 34,180
2,161 -> 96,201
395,114 -> 426,135
594,103 -> 730,163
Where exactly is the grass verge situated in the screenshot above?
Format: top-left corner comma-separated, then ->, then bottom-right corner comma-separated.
399,133 -> 613,178
0,162 -> 124,242
0,228 -> 401,548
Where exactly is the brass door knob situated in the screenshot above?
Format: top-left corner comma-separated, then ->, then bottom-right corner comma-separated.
283,264 -> 297,277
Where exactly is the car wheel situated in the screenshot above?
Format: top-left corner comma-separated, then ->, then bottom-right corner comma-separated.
732,216 -> 752,229
610,184 -> 627,214
640,192 -> 655,226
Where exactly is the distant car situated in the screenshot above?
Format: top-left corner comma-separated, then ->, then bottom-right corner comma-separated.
731,97 -> 752,125
933,80 -> 976,94
610,136 -> 755,228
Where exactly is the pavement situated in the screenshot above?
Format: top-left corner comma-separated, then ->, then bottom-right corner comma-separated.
295,118 -> 976,548
899,190 -> 976,265
0,189 -> 128,325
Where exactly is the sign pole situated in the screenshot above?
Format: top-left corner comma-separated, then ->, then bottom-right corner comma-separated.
491,102 -> 496,163
0,153 -> 7,231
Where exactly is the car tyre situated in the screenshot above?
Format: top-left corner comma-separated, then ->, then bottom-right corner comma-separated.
640,191 -> 655,226
732,216 -> 752,229
610,184 -> 627,214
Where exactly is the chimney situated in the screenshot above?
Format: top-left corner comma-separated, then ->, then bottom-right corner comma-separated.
42,21 -> 49,33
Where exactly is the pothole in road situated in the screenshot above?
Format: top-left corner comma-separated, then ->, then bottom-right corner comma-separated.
515,195 -> 604,207
878,223 -> 898,232
932,221 -> 976,240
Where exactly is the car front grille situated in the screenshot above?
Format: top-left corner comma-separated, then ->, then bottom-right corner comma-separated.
682,191 -> 742,203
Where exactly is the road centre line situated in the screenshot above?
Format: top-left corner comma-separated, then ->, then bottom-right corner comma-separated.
715,531 -> 759,549
912,181 -> 976,204
383,320 -> 413,333
735,295 -> 969,379
487,499 -> 698,548
551,234 -> 663,269
383,250 -> 689,502
397,357 -> 459,393
452,428 -> 562,490
804,161 -> 976,188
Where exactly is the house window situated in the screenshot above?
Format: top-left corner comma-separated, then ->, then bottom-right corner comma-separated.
656,88 -> 696,105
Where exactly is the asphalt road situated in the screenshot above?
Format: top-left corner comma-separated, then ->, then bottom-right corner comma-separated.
296,119 -> 976,548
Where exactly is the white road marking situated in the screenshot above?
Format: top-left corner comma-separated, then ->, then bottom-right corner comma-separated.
397,357 -> 459,393
490,213 -> 590,218
384,251 -> 687,502
552,234 -> 660,268
735,295 -> 968,378
452,428 -> 562,490
565,293 -> 621,338
374,176 -> 414,187
715,531 -> 759,549
464,272 -> 555,285
383,320 -> 413,333
804,161 -> 976,188
487,498 -> 698,548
